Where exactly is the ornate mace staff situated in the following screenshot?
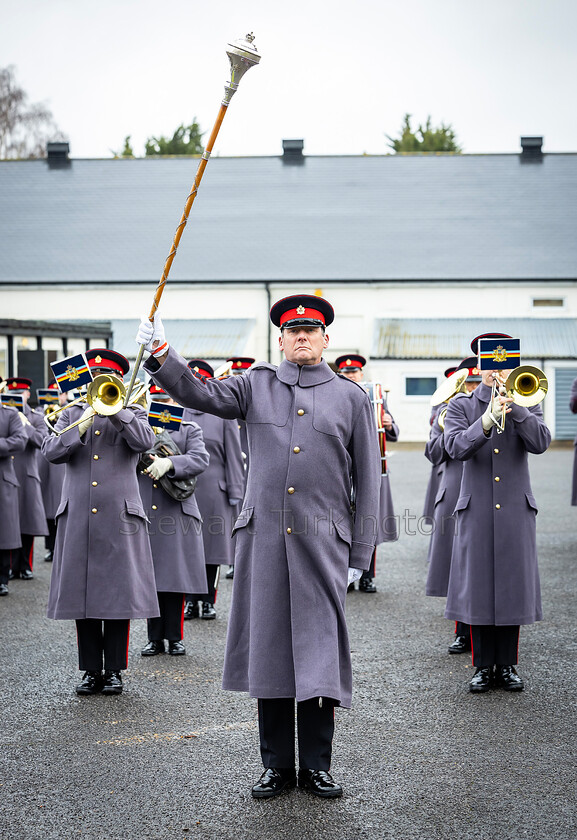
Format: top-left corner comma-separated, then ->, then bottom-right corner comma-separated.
124,33 -> 261,405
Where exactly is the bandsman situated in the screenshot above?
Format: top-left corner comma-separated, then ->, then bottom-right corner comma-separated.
570,374 -> 577,505
0,382 -> 28,596
423,366 -> 456,523
38,380 -> 67,562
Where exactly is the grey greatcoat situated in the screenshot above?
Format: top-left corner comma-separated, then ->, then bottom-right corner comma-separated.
443,383 -> 550,626
570,376 -> 577,506
424,418 -> 463,597
42,404 -> 160,620
145,349 -> 381,708
0,408 -> 27,549
13,405 -> 48,536
423,407 -> 444,520
137,422 -> 209,594
38,448 -> 65,519
183,409 -> 245,566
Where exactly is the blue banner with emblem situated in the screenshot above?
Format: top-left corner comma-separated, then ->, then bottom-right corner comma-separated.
1,393 -> 24,412
478,338 -> 521,371
148,401 -> 184,431
37,389 -> 59,407
50,354 -> 93,392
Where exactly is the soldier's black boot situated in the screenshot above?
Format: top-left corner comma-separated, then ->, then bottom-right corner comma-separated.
494,665 -> 524,692
76,671 -> 103,696
251,768 -> 296,799
201,601 -> 216,620
358,576 -> 377,593
184,600 -> 199,620
102,671 -> 123,695
298,769 -> 343,798
448,634 -> 471,654
469,667 -> 493,693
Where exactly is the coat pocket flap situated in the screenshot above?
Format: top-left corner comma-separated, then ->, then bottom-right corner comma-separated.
434,486 -> 446,507
55,497 -> 69,519
2,472 -> 19,487
181,497 -> 201,519
525,492 -> 538,512
232,506 -> 254,535
332,516 -> 353,546
453,494 -> 471,513
124,499 -> 148,520
218,479 -> 228,493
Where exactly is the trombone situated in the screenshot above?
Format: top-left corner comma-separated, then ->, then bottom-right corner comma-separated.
44,374 -> 148,436
429,369 -> 469,430
491,365 -> 548,435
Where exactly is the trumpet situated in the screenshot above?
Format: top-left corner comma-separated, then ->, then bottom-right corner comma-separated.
492,365 -> 548,435
44,374 -> 148,436
429,369 -> 469,430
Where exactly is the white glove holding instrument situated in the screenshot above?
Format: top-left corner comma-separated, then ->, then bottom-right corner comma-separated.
18,411 -> 31,427
146,455 -> 173,480
136,314 -> 168,358
347,568 -> 363,585
481,394 -> 509,432
78,407 -> 95,438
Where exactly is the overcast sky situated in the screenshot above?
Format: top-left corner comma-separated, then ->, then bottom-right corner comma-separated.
2,0 -> 576,159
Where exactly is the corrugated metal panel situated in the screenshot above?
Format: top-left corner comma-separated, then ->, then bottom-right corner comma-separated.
110,319 -> 255,360
372,318 -> 577,359
555,368 -> 577,440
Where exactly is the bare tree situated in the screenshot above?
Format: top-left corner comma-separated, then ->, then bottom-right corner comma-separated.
0,65 -> 67,159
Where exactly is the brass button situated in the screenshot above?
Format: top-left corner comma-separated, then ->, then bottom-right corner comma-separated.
495,504 -> 501,510
293,446 -> 301,453
152,505 -> 157,510
297,409 -> 305,416
92,481 -> 98,487
11,455 -> 14,459
91,508 -> 98,514
495,476 -> 500,482
95,430 -> 101,436
286,527 -> 292,534
93,455 -> 99,460
153,483 -> 158,489
494,448 -> 499,454
287,487 -> 295,495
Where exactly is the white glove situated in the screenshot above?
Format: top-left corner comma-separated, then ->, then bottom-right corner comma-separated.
347,568 -> 363,585
481,404 -> 497,431
18,411 -> 32,427
146,455 -> 173,480
136,314 -> 168,358
78,407 -> 95,438
229,498 -> 242,506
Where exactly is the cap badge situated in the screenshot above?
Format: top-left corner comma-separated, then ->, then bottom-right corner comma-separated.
94,355 -> 102,364
296,305 -> 305,315
236,361 -> 242,367
493,345 -> 507,363
346,359 -> 352,366
66,364 -> 80,381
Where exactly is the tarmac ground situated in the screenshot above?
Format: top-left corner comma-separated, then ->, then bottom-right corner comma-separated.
1,443 -> 576,840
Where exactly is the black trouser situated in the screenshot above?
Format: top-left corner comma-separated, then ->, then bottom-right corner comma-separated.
456,621 -> 470,637
470,625 -> 520,667
45,519 -> 57,553
147,592 -> 185,642
257,697 -> 336,771
75,619 -> 130,671
188,564 -> 220,605
0,549 -> 12,585
361,549 -> 376,581
11,534 -> 34,573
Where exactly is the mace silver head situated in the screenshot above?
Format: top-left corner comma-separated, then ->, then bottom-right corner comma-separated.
223,33 -> 261,105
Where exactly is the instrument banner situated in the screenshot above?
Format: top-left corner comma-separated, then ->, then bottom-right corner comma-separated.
51,354 -> 93,392
148,401 -> 184,431
478,338 -> 521,371
1,394 -> 24,411
37,389 -> 59,406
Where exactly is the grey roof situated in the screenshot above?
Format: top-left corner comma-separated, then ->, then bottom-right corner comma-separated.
372,318 -> 577,359
1,153 -> 576,283
110,318 -> 255,360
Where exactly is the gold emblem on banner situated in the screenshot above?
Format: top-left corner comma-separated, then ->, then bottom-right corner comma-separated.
493,345 -> 507,363
66,365 -> 80,381
160,409 -> 172,424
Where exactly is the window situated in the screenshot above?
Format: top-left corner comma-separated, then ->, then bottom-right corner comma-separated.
405,377 -> 437,397
532,298 -> 564,308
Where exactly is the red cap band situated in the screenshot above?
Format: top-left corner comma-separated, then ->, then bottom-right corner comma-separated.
279,307 -> 325,327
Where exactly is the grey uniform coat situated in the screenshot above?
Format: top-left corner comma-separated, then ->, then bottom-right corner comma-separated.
376,401 -> 399,544
183,408 -> 245,566
423,407 -> 444,520
137,422 -> 209,594
0,408 -> 27,549
42,404 -> 160,620
570,377 -> 577,505
443,383 -> 550,626
38,448 -> 65,519
13,405 -> 48,536
145,348 -> 381,708
424,418 -> 463,597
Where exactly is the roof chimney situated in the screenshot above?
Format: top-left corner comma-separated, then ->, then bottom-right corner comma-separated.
46,141 -> 71,168
520,136 -> 543,163
282,138 -> 304,165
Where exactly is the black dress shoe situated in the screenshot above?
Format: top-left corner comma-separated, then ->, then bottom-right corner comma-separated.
44,550 -> 53,562
494,665 -> 524,692
251,768 -> 296,799
168,640 -> 186,656
358,577 -> 377,593
225,566 -> 234,579
76,671 -> 103,695
0,583 -> 8,596
102,671 -> 123,695
141,640 -> 165,656
298,769 -> 343,798
184,600 -> 199,620
448,634 -> 471,654
20,569 -> 34,580
8,570 -> 16,579
201,601 -> 216,620
469,667 -> 493,693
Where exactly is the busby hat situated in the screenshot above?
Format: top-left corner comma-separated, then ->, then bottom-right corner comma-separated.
335,354 -> 367,371
470,332 -> 512,356
270,294 -> 334,329
187,359 -> 214,379
86,349 -> 130,376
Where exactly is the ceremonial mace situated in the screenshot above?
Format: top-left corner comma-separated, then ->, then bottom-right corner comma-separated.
124,33 -> 261,406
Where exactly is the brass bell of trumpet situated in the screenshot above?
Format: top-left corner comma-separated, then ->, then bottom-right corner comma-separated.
505,365 -> 548,407
44,374 -> 148,436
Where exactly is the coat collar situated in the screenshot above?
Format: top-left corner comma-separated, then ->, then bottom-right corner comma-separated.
473,382 -> 492,404
277,358 -> 335,387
